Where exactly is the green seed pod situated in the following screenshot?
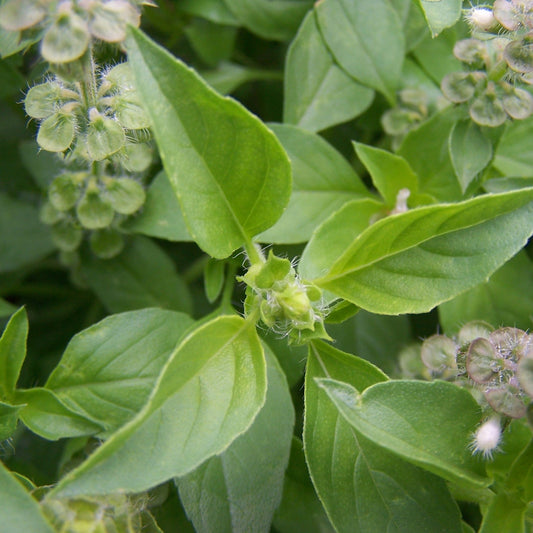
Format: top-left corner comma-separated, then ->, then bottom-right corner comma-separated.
489,327 -> 532,360
90,228 -> 124,259
41,11 -> 90,64
113,92 -> 151,129
485,386 -> 527,418
25,81 -> 63,120
518,355 -> 533,398
37,111 -> 76,152
381,108 -> 419,136
76,185 -> 115,229
420,334 -> 458,376
469,88 -> 507,127
105,62 -> 136,92
504,35 -> 533,73
102,177 -> 146,215
493,0 -> 520,30
119,142 -> 152,172
466,337 -> 500,384
40,201 -> 64,225
457,320 -> 493,346
86,109 -> 126,161
441,71 -> 481,103
502,87 -> 533,119
88,0 -> 141,42
0,0 -> 46,31
51,220 -> 83,252
48,173 -> 85,211
453,39 -> 487,64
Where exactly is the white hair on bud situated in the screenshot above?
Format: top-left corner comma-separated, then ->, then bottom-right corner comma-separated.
465,6 -> 496,31
470,417 -> 502,459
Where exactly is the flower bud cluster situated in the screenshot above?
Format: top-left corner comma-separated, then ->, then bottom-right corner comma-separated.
441,2 -> 533,127
0,0 -> 147,64
239,251 -> 330,345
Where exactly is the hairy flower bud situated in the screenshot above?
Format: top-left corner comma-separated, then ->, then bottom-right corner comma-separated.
470,418 -> 501,459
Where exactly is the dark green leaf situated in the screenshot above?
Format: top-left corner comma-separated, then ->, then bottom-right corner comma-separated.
126,28 -> 291,258
178,0 -> 239,25
479,493 -> 527,533
0,400 -> 22,440
0,307 -> 27,401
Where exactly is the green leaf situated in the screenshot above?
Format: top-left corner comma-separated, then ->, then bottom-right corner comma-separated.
81,236 -> 192,314
305,341 -> 463,532
45,309 -> 194,435
0,193 -> 55,273
126,28 -> 291,259
184,18 -> 237,67
317,378 -> 490,487
51,315 -> 267,497
398,107 -> 463,201
0,298 -> 17,318
315,0 -> 405,104
301,188 -> 533,315
283,11 -> 374,132
178,0 -> 240,25
222,0 -> 312,41
272,438 -> 335,533
204,259 -> 225,303
122,171 -> 192,242
258,124 -> 369,244
353,142 -> 419,207
177,345 -> 294,532
0,400 -> 22,440
493,117 -> 533,177
0,307 -> 27,401
479,493 -> 527,533
449,120 -> 492,193
439,251 -> 533,334
0,461 -> 55,533
15,388 -> 103,440
415,0 -> 462,37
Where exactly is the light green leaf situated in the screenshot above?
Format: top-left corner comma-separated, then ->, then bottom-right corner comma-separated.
51,315 -> 267,497
449,120 -> 492,193
315,0 -> 405,104
398,107 -> 463,201
353,142 -> 419,207
122,171 -> 192,242
493,117 -> 533,177
177,345 -> 294,533
439,251 -> 533,334
0,400 -> 22,440
45,309 -> 194,435
126,28 -> 291,259
0,461 -> 55,533
283,11 -> 374,132
81,236 -> 192,314
301,188 -> 533,314
415,0 -> 462,37
317,378 -> 490,487
0,193 -> 54,273
15,388 -> 103,440
391,0 -> 429,51
258,124 -> 370,244
0,307 -> 27,401
222,0 -> 312,41
479,493 -> 527,533
204,259 -> 225,303
305,341 -> 463,532
272,438 -> 335,533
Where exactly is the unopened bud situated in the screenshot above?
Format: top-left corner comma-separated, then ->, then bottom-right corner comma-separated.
471,418 -> 501,459
76,184 -> 115,229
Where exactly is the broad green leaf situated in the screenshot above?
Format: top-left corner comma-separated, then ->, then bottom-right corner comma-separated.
493,117 -> 533,177
0,193 -> 54,273
258,124 -> 369,244
0,400 -> 22,440
0,461 -> 55,533
126,28 -> 291,259
272,438 -> 334,533
0,297 -> 17,318
184,18 -> 237,67
305,341 -> 463,532
315,0 -> 405,104
317,378 -> 490,487
449,120 -> 492,193
398,107 -> 463,201
45,309 -> 194,435
415,0 -> 462,37
223,0 -> 312,42
51,315 -> 267,497
81,236 -> 192,314
15,388 -> 103,440
391,0 -> 429,51
177,345 -> 294,533
178,0 -> 240,25
439,252 -> 533,334
353,142 -> 419,207
0,307 -> 27,401
479,493 -> 527,533
301,188 -> 533,315
122,171 -> 192,242
283,11 -> 374,132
